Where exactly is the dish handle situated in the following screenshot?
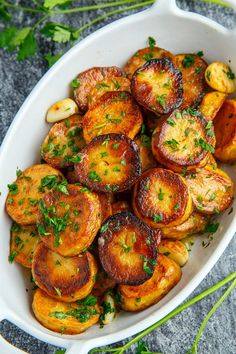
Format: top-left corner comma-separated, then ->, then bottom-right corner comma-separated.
0,335 -> 27,354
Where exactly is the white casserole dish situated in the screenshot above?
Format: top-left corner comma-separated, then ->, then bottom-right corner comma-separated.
0,0 -> 236,353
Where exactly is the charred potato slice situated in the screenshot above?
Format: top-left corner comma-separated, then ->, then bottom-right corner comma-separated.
98,211 -> 157,285
74,134 -> 141,193
185,166 -> 234,214
37,184 -> 101,256
162,212 -> 209,240
73,66 -> 124,112
9,223 -> 39,268
40,115 -> 86,169
32,243 -> 97,302
214,100 -> 236,162
133,168 -> 192,228
199,91 -> 227,121
173,54 -> 207,108
152,109 -> 216,172
32,288 -> 100,334
124,46 -> 173,79
205,62 -> 235,94
98,193 -> 113,222
93,268 -> 116,297
131,58 -> 183,115
118,254 -> 181,311
112,201 -> 131,215
83,91 -> 143,143
158,239 -> 189,266
135,135 -> 157,172
88,77 -> 131,108
6,164 -> 64,225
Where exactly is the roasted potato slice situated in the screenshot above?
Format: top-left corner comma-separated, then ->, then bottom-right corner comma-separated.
124,46 -> 173,79
214,100 -> 236,162
9,223 -> 39,268
40,115 -> 86,169
74,134 -> 141,193
73,66 -> 124,112
174,54 -> 207,108
83,91 -> 143,143
32,243 -> 97,302
98,211 -> 157,285
152,109 -> 216,172
161,212 -> 209,240
112,200 -> 131,215
205,62 -> 235,94
158,239 -> 189,266
6,164 -> 64,225
206,153 -> 217,170
98,193 -> 113,223
32,288 -> 100,334
88,77 -> 131,108
199,91 -> 227,121
118,254 -> 181,311
131,58 -> 183,115
132,168 -> 192,228
185,166 -> 234,214
37,184 -> 101,256
135,135 -> 157,172
93,268 -> 116,297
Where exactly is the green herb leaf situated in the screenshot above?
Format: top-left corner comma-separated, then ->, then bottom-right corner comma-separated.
43,0 -> 70,10
153,214 -> 162,223
204,221 -> 219,234
148,36 -> 156,49
45,53 -> 62,67
0,27 -> 17,48
0,6 -> 12,22
199,138 -> 215,153
17,31 -> 37,61
41,22 -> 79,43
182,54 -> 195,68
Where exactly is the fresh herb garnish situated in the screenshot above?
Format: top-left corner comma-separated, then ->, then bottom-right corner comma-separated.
182,54 -> 195,68
148,36 -> 156,49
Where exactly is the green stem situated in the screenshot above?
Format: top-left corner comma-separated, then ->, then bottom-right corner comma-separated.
51,0 -> 149,14
32,14 -> 49,31
3,1 -> 44,13
77,0 -> 154,35
201,0 -> 233,8
91,271 -> 236,353
190,276 -> 236,353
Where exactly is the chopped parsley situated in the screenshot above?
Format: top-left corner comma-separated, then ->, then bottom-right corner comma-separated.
153,214 -> 163,223
157,188 -> 164,201
148,36 -> 156,49
71,78 -> 80,88
199,138 -> 215,153
7,183 -> 18,195
182,54 -> 195,68
164,138 -> 179,151
119,241 -> 132,253
156,94 -> 167,109
140,256 -> 156,275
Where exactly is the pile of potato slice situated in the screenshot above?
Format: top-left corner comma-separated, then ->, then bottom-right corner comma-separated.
6,38 -> 236,334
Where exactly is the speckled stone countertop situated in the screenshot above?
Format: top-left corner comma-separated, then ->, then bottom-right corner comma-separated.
0,1 -> 236,353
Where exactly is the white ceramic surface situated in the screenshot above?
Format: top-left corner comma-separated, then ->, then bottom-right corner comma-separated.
0,0 -> 236,353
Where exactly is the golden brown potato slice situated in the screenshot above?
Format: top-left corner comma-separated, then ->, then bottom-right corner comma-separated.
88,77 -> 131,108
40,115 -> 86,169
132,168 -> 192,228
98,211 -> 157,285
152,109 -> 216,172
185,166 -> 234,214
92,268 -> 116,297
9,223 -> 39,268
161,212 -> 209,240
124,46 -> 173,79
32,243 -> 97,302
32,288 -> 100,334
98,193 -> 113,223
118,254 -> 181,311
131,58 -> 183,115
73,66 -> 124,112
112,200 -> 131,215
158,239 -> 189,266
205,62 -> 235,94
135,135 -> 157,172
74,134 -> 141,193
83,91 -> 143,143
214,100 -> 236,162
174,54 -> 207,108
199,92 -> 227,121
37,184 -> 101,256
6,164 -> 64,225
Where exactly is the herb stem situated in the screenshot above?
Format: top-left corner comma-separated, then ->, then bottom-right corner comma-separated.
91,271 -> 236,353
32,14 -> 50,31
51,0 -> 149,14
190,276 -> 236,353
3,1 -> 45,13
76,0 -> 154,35
201,0 -> 233,8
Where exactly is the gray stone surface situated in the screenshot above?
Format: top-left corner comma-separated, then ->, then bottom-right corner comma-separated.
0,1 -> 236,353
